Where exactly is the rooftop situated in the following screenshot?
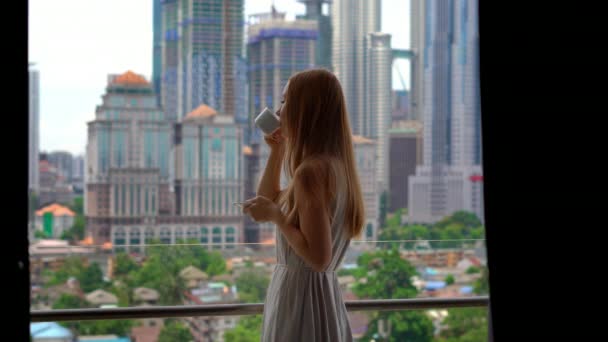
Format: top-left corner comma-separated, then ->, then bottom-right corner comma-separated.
36,203 -> 76,217
30,322 -> 73,339
183,104 -> 217,121
352,135 -> 375,144
112,71 -> 149,86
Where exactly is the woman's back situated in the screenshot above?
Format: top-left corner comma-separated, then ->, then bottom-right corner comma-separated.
261,160 -> 353,342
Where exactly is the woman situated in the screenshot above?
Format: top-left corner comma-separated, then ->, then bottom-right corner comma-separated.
242,68 -> 365,342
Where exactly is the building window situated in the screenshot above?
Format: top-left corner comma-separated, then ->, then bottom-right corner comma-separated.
212,226 -> 222,249
175,228 -> 184,243
145,227 -> 154,244
200,227 -> 209,244
115,227 -> 126,246
366,223 -> 373,239
187,227 -> 198,240
225,226 -> 235,249
160,227 -> 171,244
130,227 -> 140,245
212,138 -> 222,152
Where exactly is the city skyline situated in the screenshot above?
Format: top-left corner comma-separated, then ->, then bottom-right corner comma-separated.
28,0 -> 411,155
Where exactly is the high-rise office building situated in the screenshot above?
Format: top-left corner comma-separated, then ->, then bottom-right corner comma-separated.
332,1 -> 393,192
48,151 -> 74,183
410,0 -> 426,122
172,105 -> 245,249
392,90 -> 410,122
388,120 -> 422,213
247,10 -> 317,141
296,0 -> 332,69
161,0 -> 246,123
367,32 -> 392,190
86,71 -> 173,246
246,10 -> 318,244
152,0 -> 163,104
72,154 -> 85,194
332,0 -> 381,137
408,0 -> 483,223
353,135 -> 379,244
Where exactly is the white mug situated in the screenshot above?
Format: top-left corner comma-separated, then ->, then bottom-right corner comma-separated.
254,107 -> 280,135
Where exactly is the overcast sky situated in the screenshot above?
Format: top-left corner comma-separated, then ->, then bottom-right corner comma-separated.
29,0 -> 410,155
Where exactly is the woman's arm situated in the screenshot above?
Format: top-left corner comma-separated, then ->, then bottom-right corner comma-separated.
273,160 -> 333,272
257,131 -> 285,202
257,148 -> 284,202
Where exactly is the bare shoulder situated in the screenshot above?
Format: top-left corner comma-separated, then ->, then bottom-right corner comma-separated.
294,156 -> 336,187
293,156 -> 339,203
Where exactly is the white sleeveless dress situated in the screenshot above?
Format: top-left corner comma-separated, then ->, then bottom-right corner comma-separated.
261,186 -> 353,341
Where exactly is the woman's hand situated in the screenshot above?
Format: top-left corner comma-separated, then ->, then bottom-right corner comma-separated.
242,196 -> 284,224
263,128 -> 285,152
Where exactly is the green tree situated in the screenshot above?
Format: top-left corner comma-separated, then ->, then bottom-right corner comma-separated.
61,197 -> 85,242
77,319 -> 135,337
379,191 -> 389,228
466,266 -> 480,274
47,256 -> 86,286
69,196 -> 84,215
439,308 -> 488,342
133,240 -> 189,305
353,249 -> 434,341
52,295 -> 135,336
473,267 -> 489,295
235,270 -> 269,303
428,211 -> 485,248
385,208 -> 403,229
61,215 -> 85,242
445,274 -> 455,285
158,320 -> 193,342
435,211 -> 481,230
224,315 -> 262,342
79,262 -> 106,293
35,230 -> 48,239
114,253 -> 138,279
438,266 -> 490,342
205,251 -> 227,277
366,310 -> 435,342
353,249 -> 418,299
52,294 -> 88,310
379,224 -> 430,250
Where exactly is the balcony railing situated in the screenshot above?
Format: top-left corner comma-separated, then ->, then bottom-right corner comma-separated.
30,297 -> 489,322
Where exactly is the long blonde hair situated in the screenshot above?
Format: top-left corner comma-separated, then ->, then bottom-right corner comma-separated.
278,69 -> 365,238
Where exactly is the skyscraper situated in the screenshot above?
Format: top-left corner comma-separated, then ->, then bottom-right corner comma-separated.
332,1 -> 393,192
353,135 -> 379,244
410,0 -> 426,122
246,10 -> 318,243
48,151 -> 74,183
152,0 -> 162,104
392,90 -> 410,122
86,71 -> 173,246
172,105 -> 245,250
332,0 -> 381,137
407,0 -> 483,223
247,10 -> 318,141
29,64 -> 40,194
72,154 -> 85,194
388,120 -> 422,212
161,0 -> 246,123
86,71 -> 245,250
296,0 -> 332,69
367,32 -> 392,190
